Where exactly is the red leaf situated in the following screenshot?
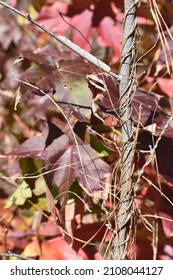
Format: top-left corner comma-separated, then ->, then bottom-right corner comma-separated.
132,90 -> 162,126
159,245 -> 173,260
158,77 -> 173,98
40,237 -> 84,260
10,119 -> 111,204
10,121 -> 68,161
39,218 -> 63,237
87,73 -> 162,127
52,143 -> 111,205
0,8 -> 22,50
74,221 -> 112,244
97,16 -> 122,63
24,236 -> 84,259
36,2 -> 68,34
20,52 -> 94,121
159,211 -> 173,238
35,0 -> 122,63
153,115 -> 173,139
155,136 -> 173,180
156,40 -> 173,74
77,247 -> 102,260
71,9 -> 93,51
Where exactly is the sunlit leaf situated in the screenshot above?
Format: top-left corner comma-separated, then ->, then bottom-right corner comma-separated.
5,181 -> 32,208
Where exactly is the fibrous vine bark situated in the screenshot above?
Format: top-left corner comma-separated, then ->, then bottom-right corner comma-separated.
112,0 -> 138,259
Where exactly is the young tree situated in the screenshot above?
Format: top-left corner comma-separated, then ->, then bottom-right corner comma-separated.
111,0 -> 138,260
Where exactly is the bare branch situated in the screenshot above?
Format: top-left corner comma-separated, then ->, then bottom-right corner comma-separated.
0,251 -> 34,260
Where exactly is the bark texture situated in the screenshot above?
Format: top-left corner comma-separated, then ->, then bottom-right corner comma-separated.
112,0 -> 138,259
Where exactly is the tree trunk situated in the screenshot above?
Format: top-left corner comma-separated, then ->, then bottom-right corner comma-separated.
112,0 -> 138,260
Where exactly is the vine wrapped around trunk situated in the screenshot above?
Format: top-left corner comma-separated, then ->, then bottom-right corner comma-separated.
111,0 -> 138,260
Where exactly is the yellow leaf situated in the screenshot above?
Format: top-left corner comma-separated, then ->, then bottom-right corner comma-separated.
5,181 -> 32,208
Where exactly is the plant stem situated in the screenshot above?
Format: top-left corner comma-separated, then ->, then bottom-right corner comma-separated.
0,251 -> 33,260
112,0 -> 138,259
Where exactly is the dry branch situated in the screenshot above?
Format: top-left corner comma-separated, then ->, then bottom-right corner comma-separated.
0,251 -> 33,260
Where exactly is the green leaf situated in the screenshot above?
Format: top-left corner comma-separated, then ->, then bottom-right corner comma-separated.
90,134 -> 113,156
33,175 -> 48,196
5,181 -> 32,208
19,158 -> 42,177
67,180 -> 82,204
24,195 -> 49,212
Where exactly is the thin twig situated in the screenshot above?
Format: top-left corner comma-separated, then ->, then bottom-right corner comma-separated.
0,251 -> 34,260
